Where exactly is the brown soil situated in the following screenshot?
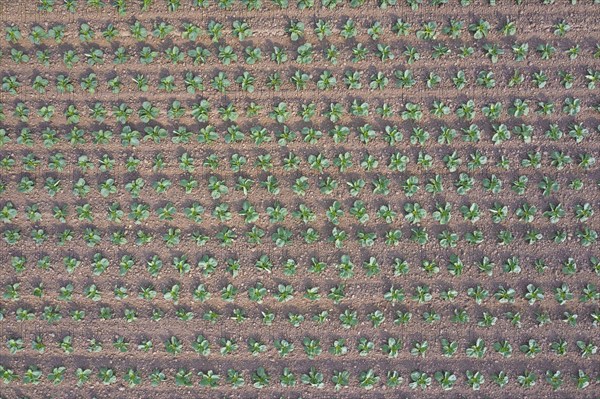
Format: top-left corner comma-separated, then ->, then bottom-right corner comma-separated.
1,0 -> 599,398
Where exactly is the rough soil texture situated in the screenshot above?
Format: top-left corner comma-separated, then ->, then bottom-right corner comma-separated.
0,0 -> 599,398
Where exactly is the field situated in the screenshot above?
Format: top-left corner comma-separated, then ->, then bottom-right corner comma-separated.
0,0 -> 599,397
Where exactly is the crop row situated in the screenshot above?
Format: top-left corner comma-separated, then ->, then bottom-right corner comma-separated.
1,97 -> 599,132
2,40 -> 596,67
2,303 -> 599,329
1,147 -> 596,172
2,224 -> 597,249
2,11 -> 593,39
2,250 -> 599,281
4,273 -> 600,303
26,0 -> 600,14
0,123 -> 597,151
0,184 -> 593,213
2,12 -> 596,45
0,156 -> 597,190
2,195 -> 595,223
4,68 -> 600,95
1,305 -> 599,331
1,158 -> 596,191
1,298 -> 598,328
3,248 -> 600,274
2,333 -> 599,359
0,362 -> 596,391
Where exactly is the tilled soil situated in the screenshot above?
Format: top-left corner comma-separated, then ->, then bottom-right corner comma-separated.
0,0 -> 599,398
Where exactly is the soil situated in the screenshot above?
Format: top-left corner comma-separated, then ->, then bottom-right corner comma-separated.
0,0 -> 599,398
